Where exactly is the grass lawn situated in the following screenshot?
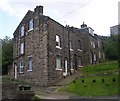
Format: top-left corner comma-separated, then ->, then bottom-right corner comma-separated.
60,74 -> 119,96
81,61 -> 119,75
59,61 -> 120,96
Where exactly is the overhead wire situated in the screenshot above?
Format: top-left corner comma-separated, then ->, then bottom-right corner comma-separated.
59,0 -> 93,20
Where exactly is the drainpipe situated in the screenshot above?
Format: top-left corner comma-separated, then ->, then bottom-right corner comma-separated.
67,25 -> 72,75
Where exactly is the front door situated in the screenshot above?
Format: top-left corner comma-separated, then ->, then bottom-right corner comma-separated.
63,59 -> 67,76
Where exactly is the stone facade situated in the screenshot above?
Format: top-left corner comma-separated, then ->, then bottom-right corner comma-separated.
10,6 -> 105,86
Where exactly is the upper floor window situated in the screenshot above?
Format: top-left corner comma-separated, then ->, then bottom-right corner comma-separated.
28,19 -> 33,31
20,42 -> 24,54
21,26 -> 24,37
98,40 -> 100,47
19,61 -> 24,73
56,56 -> 62,70
78,40 -> 82,51
56,35 -> 61,48
70,41 -> 73,51
28,57 -> 32,71
91,41 -> 95,48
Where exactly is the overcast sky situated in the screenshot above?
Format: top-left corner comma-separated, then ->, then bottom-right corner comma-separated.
0,0 -> 119,39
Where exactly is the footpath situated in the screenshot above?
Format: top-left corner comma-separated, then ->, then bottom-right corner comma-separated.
32,71 -> 119,100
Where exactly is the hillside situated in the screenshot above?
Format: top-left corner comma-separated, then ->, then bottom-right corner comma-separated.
59,61 -> 120,96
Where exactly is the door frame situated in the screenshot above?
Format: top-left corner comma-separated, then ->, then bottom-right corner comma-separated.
63,59 -> 68,76
14,62 -> 17,79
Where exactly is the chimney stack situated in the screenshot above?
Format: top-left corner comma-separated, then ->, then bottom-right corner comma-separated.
81,22 -> 87,28
34,5 -> 43,15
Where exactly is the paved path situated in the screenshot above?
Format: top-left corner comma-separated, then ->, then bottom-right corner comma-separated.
55,70 -> 81,86
32,71 -> 119,100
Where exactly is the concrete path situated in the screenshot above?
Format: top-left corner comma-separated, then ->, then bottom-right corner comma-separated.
55,70 -> 81,86
32,71 -> 119,100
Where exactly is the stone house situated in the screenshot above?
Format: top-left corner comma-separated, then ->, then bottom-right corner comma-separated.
9,6 -> 105,86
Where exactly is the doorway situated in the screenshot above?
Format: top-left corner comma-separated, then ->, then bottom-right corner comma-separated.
63,59 -> 68,76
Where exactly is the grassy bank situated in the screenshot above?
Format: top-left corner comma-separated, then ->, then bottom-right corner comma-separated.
59,61 -> 119,96
81,61 -> 118,75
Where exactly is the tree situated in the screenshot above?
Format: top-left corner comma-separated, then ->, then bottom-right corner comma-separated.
101,35 -> 118,60
1,36 -> 13,74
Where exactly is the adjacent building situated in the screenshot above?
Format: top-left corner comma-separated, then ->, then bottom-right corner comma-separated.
110,25 -> 119,35
9,6 -> 105,86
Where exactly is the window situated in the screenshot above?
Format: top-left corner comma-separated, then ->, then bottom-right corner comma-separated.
91,41 -> 95,48
99,52 -> 101,58
56,56 -> 62,70
28,57 -> 32,71
70,59 -> 73,70
70,41 -> 73,51
20,42 -> 24,54
19,61 -> 24,73
78,40 -> 82,51
79,57 -> 82,67
21,26 -> 24,37
28,19 -> 33,31
93,41 -> 95,48
98,41 -> 100,47
94,53 -> 96,61
89,28 -> 94,36
56,35 -> 61,48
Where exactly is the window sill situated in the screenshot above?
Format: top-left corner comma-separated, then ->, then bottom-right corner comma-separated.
28,28 -> 33,32
27,70 -> 32,72
56,68 -> 62,71
70,49 -> 73,51
78,49 -> 82,52
19,72 -> 24,74
56,46 -> 62,49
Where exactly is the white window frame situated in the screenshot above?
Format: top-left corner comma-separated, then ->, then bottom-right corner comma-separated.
91,41 -> 95,48
70,41 -> 73,51
19,61 -> 24,73
28,19 -> 33,32
27,57 -> 32,71
20,42 -> 24,54
99,52 -> 101,58
56,35 -> 61,49
78,40 -> 82,51
94,53 -> 96,61
98,40 -> 100,47
56,56 -> 62,70
93,41 -> 95,48
70,59 -> 74,70
21,26 -> 24,37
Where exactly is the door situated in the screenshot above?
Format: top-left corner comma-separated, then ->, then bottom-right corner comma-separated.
14,63 -> 17,79
63,59 -> 67,76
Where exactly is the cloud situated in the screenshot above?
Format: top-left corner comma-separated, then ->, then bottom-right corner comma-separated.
0,0 -> 119,36
0,0 -> 15,16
